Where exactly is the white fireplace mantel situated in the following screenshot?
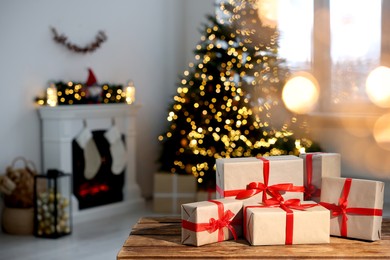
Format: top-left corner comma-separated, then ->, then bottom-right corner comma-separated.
38,103 -> 143,222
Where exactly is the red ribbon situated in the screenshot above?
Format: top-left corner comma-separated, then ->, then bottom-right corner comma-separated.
182,200 -> 238,242
319,178 -> 383,237
235,157 -> 304,202
304,153 -> 322,200
244,198 -> 316,245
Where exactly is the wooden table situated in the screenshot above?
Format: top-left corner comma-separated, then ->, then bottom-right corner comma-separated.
117,216 -> 390,259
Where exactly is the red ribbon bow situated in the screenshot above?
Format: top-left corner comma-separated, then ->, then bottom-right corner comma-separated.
236,157 -> 304,202
319,178 -> 383,237
182,200 -> 238,242
244,198 -> 317,245
304,153 -> 322,200
207,210 -> 237,240
236,181 -> 300,201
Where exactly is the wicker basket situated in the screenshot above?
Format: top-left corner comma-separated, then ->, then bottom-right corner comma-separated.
2,207 -> 34,235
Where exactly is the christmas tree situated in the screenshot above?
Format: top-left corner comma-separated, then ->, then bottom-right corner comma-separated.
158,0 -> 320,190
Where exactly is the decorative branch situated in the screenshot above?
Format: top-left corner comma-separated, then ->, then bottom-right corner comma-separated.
50,27 -> 107,54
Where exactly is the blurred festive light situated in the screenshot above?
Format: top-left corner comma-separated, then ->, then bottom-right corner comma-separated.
257,0 -> 279,28
282,72 -> 319,114
125,81 -> 136,104
373,113 -> 390,151
365,66 -> 390,108
46,83 -> 58,107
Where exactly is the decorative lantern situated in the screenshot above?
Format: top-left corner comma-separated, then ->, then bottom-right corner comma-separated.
46,82 -> 58,107
125,80 -> 136,104
34,169 -> 72,238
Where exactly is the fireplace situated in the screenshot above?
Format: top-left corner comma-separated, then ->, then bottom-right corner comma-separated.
72,130 -> 125,210
38,104 -> 143,221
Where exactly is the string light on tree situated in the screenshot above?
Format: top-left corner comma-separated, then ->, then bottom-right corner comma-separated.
158,0 -> 320,189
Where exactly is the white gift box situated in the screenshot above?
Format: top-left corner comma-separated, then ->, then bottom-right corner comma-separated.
181,198 -> 243,246
216,155 -> 304,201
299,153 -> 341,202
244,200 -> 330,245
320,177 -> 384,241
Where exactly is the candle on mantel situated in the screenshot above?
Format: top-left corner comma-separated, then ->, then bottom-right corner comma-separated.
47,83 -> 58,107
125,81 -> 136,104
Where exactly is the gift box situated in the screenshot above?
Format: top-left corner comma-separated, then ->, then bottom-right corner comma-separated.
244,199 -> 330,246
216,156 -> 304,201
320,177 -> 384,241
181,198 -> 243,246
153,172 -> 196,214
299,153 -> 341,202
196,188 -> 216,201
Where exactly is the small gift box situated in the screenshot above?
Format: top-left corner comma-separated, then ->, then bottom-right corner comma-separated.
299,153 -> 341,202
153,172 -> 196,214
244,199 -> 330,246
181,198 -> 243,246
196,188 -> 216,201
216,155 -> 304,202
320,177 -> 384,241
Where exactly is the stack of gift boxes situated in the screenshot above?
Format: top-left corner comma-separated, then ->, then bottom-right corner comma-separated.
181,153 -> 385,246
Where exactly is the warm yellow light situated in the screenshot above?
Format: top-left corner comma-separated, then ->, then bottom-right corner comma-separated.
366,66 -> 390,108
125,81 -> 136,104
257,0 -> 279,28
373,113 -> 390,151
46,84 -> 58,107
282,72 -> 319,114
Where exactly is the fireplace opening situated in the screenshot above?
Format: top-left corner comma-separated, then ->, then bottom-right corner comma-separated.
72,130 -> 125,210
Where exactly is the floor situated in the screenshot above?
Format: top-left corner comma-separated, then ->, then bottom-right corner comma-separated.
0,200 -> 166,260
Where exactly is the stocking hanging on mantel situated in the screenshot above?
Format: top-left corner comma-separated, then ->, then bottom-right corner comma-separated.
75,126 -> 101,180
104,125 -> 127,175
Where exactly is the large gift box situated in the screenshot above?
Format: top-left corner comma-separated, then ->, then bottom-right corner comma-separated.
299,153 -> 341,202
244,199 -> 330,246
320,177 -> 384,241
181,198 -> 243,246
153,172 -> 196,214
216,155 -> 304,201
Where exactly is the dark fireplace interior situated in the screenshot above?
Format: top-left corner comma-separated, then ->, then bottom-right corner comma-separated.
72,130 -> 125,210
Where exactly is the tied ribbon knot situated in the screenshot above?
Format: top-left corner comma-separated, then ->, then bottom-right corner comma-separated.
304,153 -> 322,200
236,157 -> 304,202
236,181 -> 301,202
244,198 -> 317,245
182,200 -> 238,242
207,210 -> 237,240
319,178 -> 383,237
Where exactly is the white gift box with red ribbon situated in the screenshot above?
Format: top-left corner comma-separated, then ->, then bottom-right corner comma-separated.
320,177 -> 384,241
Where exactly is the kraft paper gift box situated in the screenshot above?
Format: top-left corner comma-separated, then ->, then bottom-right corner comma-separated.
196,189 -> 216,201
216,155 -> 304,202
153,172 -> 196,214
181,198 -> 243,246
299,153 -> 341,202
320,177 -> 384,241
243,200 -> 330,246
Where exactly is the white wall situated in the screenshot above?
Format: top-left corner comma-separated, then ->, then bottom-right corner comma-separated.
0,0 -> 215,198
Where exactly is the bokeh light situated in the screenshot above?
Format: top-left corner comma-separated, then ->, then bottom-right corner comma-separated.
282,72 -> 319,114
365,66 -> 390,108
257,0 -> 279,28
373,113 -> 390,151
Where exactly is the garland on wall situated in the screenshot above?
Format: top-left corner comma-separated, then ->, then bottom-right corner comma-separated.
50,27 -> 107,54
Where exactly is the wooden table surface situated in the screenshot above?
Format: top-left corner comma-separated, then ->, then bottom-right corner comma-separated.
117,216 -> 390,259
